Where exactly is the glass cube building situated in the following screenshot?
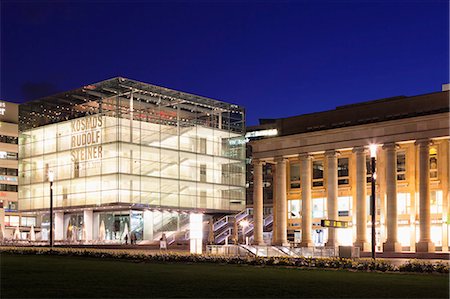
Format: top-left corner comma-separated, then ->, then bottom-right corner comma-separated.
18,77 -> 245,242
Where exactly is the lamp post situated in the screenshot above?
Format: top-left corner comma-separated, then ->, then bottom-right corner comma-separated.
240,220 -> 249,245
369,144 -> 377,259
48,170 -> 54,248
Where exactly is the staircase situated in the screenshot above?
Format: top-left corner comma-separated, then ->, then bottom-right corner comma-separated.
212,208 -> 273,245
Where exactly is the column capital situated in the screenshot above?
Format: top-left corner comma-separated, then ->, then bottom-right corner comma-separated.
274,156 -> 288,163
382,142 -> 397,150
415,138 -> 431,147
352,146 -> 366,154
252,158 -> 265,166
324,150 -> 340,157
299,153 -> 313,160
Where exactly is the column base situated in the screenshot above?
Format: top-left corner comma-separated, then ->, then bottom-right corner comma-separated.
273,241 -> 290,246
353,241 -> 371,252
254,240 -> 266,246
299,241 -> 314,248
416,241 -> 435,253
383,241 -> 402,252
325,241 -> 338,249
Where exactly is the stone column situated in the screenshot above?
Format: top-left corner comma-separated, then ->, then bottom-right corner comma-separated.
416,139 -> 435,252
325,150 -> 339,248
300,153 -> 314,247
383,143 -> 402,252
353,146 -> 370,251
83,210 -> 93,241
274,156 -> 288,246
253,159 -> 265,245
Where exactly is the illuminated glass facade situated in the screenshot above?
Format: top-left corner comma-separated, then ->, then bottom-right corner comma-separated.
18,77 -> 245,242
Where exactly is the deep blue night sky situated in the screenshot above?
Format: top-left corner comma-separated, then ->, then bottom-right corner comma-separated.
1,1 -> 448,125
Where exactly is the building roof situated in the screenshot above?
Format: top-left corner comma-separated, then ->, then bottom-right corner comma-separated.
247,90 -> 449,137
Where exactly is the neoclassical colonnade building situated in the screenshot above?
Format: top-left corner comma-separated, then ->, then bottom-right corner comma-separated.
248,85 -> 449,253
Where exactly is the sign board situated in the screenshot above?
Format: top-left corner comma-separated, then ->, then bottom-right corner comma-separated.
320,219 -> 348,228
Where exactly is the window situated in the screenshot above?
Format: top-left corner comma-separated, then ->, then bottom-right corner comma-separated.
397,193 -> 410,214
288,199 -> 301,219
338,158 -> 349,185
6,201 -> 18,212
396,152 -> 406,181
312,161 -> 324,187
429,148 -> 438,179
0,135 -> 18,144
200,164 -> 207,182
6,168 -> 18,176
312,197 -> 326,218
198,138 -> 207,154
0,151 -> 18,160
289,162 -> 300,189
338,196 -> 352,217
5,215 -> 19,226
430,190 -> 443,214
21,217 -> 36,226
0,184 -> 18,192
0,168 -> 18,176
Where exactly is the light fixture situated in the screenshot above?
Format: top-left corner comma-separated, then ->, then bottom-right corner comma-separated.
369,144 -> 377,158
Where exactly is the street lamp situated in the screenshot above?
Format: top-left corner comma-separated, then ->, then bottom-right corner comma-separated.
369,144 -> 377,259
240,220 -> 249,245
48,170 -> 54,248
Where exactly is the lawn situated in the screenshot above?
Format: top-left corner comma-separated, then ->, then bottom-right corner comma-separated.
1,254 -> 448,298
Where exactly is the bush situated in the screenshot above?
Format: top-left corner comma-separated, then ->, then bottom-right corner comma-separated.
0,246 -> 447,274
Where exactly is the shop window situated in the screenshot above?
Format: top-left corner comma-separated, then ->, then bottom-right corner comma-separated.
5,215 -> 19,226
396,152 -> 406,181
430,190 -> 443,214
312,161 -> 323,187
21,217 -> 36,226
429,148 -> 438,179
338,196 -> 352,217
338,158 -> 349,185
288,199 -> 301,219
289,162 -> 300,189
397,193 -> 410,214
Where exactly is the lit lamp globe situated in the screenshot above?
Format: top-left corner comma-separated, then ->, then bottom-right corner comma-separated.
369,144 -> 377,158
48,170 -> 54,183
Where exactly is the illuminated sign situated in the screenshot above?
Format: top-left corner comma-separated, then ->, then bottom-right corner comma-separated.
70,115 -> 103,162
245,129 -> 278,139
320,219 -> 348,228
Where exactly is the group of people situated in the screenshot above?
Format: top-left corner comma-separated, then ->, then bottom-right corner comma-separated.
123,231 -> 137,245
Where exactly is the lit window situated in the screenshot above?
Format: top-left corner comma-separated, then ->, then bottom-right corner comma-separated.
312,197 -> 326,218
397,193 -> 410,214
429,148 -> 438,179
288,199 -> 301,219
396,152 -> 406,181
430,190 -> 443,214
338,196 -> 352,217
